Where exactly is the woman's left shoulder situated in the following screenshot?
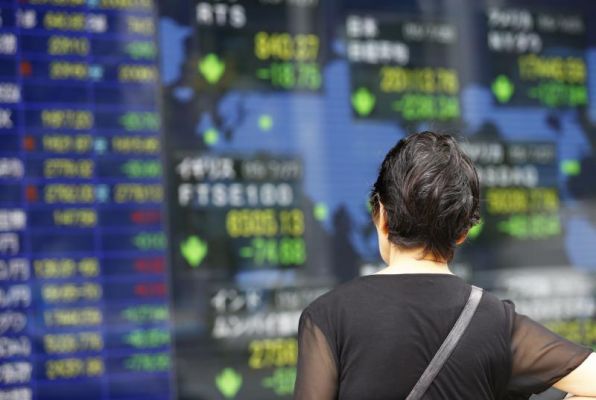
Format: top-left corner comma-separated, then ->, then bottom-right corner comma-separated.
305,276 -> 368,313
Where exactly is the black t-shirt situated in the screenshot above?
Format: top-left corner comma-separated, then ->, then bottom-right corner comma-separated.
294,274 -> 592,400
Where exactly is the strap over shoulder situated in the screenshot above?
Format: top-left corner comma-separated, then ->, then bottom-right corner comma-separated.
405,286 -> 484,400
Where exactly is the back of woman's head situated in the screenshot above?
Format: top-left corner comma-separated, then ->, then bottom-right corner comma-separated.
370,131 -> 480,262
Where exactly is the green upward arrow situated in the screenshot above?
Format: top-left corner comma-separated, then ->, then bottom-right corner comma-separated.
492,75 -> 515,103
351,87 -> 376,117
198,53 -> 225,84
180,236 -> 208,267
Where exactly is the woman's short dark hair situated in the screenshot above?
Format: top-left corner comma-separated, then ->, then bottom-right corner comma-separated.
370,131 -> 480,262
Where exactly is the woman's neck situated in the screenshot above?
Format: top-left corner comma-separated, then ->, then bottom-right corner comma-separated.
375,246 -> 453,275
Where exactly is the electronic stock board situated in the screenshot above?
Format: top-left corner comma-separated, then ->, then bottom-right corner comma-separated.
2,0 -> 596,399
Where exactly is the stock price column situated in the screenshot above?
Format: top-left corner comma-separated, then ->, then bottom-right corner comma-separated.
345,14 -> 461,122
459,141 -> 560,270
0,1 -> 170,399
92,1 -> 170,399
487,8 -> 587,107
194,0 -> 325,92
161,1 -> 328,398
170,155 -> 306,399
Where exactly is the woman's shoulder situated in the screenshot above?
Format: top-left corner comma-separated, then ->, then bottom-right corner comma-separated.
304,276 -> 367,315
303,274 -> 512,320
298,277 -> 369,343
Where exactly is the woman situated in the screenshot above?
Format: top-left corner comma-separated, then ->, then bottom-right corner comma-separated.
293,132 -> 595,399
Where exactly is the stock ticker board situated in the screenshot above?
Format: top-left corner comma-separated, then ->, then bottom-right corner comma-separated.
0,0 -> 171,399
1,0 -> 596,399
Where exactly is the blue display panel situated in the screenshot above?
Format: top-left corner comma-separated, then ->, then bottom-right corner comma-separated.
160,1 -> 596,399
0,1 -> 170,399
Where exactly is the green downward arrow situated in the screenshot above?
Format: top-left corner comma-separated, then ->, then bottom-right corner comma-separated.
180,236 -> 208,268
492,75 -> 515,103
351,87 -> 376,117
215,368 -> 243,399
198,53 -> 225,84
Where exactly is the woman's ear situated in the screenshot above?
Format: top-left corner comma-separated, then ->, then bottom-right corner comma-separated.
455,231 -> 467,245
374,201 -> 391,265
378,202 -> 390,235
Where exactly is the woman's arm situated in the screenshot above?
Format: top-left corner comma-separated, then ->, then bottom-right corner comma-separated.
555,353 -> 596,396
505,301 -> 593,396
293,309 -> 338,400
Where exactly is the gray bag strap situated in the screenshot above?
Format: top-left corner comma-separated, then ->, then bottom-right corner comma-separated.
405,285 -> 484,400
